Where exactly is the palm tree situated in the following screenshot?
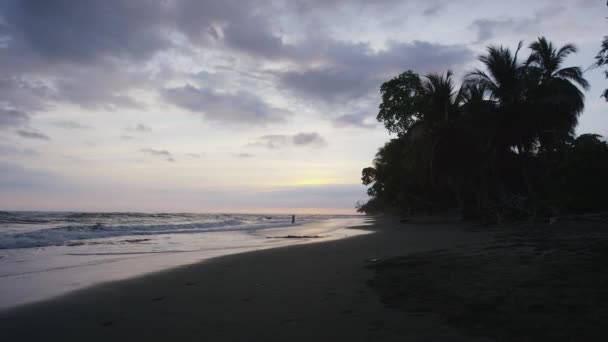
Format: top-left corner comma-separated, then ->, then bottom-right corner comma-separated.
526,37 -> 589,152
467,42 -> 526,104
422,71 -> 461,124
465,42 -> 537,153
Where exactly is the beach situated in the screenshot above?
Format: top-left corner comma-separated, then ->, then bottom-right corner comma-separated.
3,217 -> 608,341
1,217 -> 488,341
0,214 -> 369,309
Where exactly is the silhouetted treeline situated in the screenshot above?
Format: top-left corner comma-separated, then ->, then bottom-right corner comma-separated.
359,37 -> 608,221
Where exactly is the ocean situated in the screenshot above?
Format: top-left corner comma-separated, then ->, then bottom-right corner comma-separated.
0,211 -> 369,310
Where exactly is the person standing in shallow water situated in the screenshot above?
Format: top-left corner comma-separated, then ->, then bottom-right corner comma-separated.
291,214 -> 295,224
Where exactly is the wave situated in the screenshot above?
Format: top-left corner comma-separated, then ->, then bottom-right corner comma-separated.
0,216 -> 310,250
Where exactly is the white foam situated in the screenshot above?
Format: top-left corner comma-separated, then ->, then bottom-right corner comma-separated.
0,215 -> 323,249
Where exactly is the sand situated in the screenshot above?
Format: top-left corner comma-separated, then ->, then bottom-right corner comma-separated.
3,217 -> 605,341
369,219 -> 608,341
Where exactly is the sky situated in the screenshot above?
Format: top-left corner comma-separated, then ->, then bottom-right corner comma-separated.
0,0 -> 606,214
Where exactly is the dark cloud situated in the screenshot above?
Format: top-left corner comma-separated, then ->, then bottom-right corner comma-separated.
0,1 -> 165,114
220,16 -> 286,59
141,148 -> 174,162
0,76 -> 55,113
162,84 -> 291,125
292,132 -> 326,147
277,40 -> 474,103
0,0 -> 474,130
16,129 -> 50,140
471,18 -> 523,43
278,66 -> 374,103
422,1 -> 449,17
1,0 -> 171,63
0,108 -> 29,128
250,132 -> 327,149
52,121 -> 91,130
332,112 -> 377,129
470,6 -> 565,43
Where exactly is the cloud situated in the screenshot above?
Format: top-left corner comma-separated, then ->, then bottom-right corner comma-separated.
16,129 -> 50,140
0,77 -> 54,113
0,143 -> 38,157
469,5 -> 565,43
162,84 -> 291,125
332,112 -> 377,129
292,132 -> 326,147
250,135 -> 291,149
278,66 -> 375,103
234,153 -> 254,158
0,108 -> 29,128
0,1 -> 161,113
52,120 -> 91,130
277,40 -> 474,103
249,132 -> 327,149
422,0 -> 449,17
141,148 -> 174,162
127,123 -> 152,133
1,0 -> 171,63
0,0 -> 474,131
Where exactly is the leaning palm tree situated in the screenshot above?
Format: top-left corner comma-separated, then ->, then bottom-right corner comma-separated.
526,37 -> 590,151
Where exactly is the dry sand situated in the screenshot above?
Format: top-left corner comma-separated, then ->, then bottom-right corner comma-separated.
368,219 -> 608,341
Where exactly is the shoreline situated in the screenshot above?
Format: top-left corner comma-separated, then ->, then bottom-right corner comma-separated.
0,217 -> 370,310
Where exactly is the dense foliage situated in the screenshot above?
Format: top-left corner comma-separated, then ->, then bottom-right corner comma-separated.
594,2 -> 608,100
595,35 -> 608,100
359,37 -> 608,221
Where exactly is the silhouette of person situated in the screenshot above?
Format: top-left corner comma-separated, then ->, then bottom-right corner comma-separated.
291,214 -> 295,224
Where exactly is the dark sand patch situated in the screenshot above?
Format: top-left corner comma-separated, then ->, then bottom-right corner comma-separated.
368,221 -> 608,341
